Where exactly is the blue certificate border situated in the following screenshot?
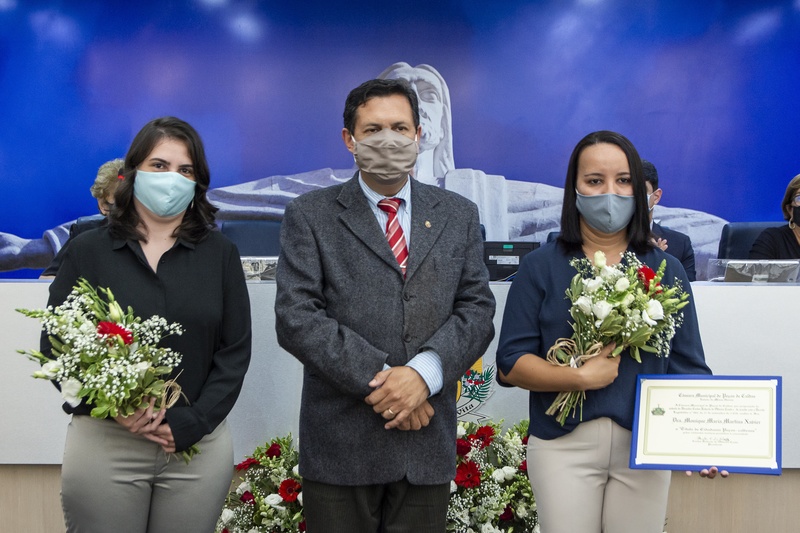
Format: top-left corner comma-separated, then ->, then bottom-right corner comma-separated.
630,374 -> 782,475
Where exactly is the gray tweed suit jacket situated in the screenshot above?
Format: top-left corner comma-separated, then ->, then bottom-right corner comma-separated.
275,175 -> 496,486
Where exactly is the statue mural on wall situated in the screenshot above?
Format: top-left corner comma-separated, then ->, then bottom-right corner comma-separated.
0,62 -> 727,279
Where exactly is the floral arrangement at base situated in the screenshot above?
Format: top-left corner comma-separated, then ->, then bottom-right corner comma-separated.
16,277 -> 199,463
545,250 -> 689,425
449,420 -> 538,533
217,435 -> 304,533
216,421 -> 538,533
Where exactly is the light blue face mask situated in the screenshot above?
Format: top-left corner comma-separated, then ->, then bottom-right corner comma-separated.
134,170 -> 196,217
575,191 -> 636,234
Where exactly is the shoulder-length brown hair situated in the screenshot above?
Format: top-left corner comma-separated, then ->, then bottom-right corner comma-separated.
108,116 -> 218,243
557,130 -> 653,255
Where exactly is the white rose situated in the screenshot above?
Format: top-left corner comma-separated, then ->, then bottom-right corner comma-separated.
614,277 -> 630,292
134,361 -> 149,379
601,265 -> 622,281
450,480 -> 458,493
265,493 -> 285,510
517,505 -> 528,518
297,491 -> 303,506
457,424 -> 467,437
501,465 -> 517,480
575,295 -> 593,315
594,250 -> 607,268
236,481 -> 251,495
642,309 -> 657,326
292,464 -> 300,476
491,469 -> 506,483
584,277 -> 603,293
592,301 -> 613,321
482,523 -> 500,533
220,508 -> 235,524
646,299 -> 664,321
40,360 -> 62,379
60,378 -> 82,407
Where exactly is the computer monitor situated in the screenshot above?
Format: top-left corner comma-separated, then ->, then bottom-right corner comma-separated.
483,242 -> 539,281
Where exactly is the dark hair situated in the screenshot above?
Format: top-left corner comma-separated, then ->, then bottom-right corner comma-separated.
558,130 -> 653,254
108,116 -> 218,243
780,174 -> 800,221
343,78 -> 420,134
641,159 -> 659,190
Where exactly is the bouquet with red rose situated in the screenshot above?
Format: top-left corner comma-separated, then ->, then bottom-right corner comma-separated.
545,251 -> 690,425
448,420 -> 538,532
16,278 -> 198,462
218,422 -> 538,533
217,435 -> 305,533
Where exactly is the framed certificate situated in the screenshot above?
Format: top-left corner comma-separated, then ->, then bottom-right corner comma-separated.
630,375 -> 781,475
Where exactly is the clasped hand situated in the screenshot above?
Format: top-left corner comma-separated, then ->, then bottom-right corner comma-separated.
364,366 -> 433,431
114,396 -> 177,453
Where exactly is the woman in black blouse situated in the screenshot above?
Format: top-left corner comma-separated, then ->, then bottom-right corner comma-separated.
750,175 -> 800,259
46,117 -> 252,532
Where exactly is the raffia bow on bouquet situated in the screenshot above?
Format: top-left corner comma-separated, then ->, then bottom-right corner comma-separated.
17,277 -> 199,463
545,251 -> 689,426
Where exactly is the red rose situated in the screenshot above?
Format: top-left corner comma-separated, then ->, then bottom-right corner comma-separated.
96,321 -> 133,345
519,460 -> 527,473
637,265 -> 660,292
266,442 -> 281,458
299,521 -> 306,532
468,425 -> 495,449
456,438 -> 471,457
454,460 -> 481,488
522,435 -> 529,445
499,505 -> 514,521
279,478 -> 302,502
235,457 -> 259,471
240,490 -> 255,504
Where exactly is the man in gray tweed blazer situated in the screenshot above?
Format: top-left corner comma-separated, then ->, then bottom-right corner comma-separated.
275,78 -> 496,532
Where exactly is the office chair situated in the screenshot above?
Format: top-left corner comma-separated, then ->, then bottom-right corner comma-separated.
218,219 -> 282,256
716,221 -> 785,259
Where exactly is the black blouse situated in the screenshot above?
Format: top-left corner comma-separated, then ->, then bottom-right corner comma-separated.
749,225 -> 800,260
43,226 -> 252,452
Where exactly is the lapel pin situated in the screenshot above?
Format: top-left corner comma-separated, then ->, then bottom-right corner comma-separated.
425,221 -> 431,228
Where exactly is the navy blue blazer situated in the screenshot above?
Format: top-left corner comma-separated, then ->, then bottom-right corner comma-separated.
652,222 -> 696,281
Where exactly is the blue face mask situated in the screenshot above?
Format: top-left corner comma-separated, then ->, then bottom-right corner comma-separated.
134,170 -> 196,217
575,191 -> 636,234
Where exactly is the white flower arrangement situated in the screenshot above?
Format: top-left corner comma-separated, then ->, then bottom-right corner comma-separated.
546,250 -> 689,425
17,277 -> 199,462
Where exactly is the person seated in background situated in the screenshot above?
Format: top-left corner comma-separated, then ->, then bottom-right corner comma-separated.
40,159 -> 124,277
642,160 -> 696,281
749,174 -> 800,259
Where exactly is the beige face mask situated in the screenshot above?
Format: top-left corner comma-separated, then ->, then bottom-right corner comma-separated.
351,129 -> 419,184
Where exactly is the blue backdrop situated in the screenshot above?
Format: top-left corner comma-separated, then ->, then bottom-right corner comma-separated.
2,0 -> 799,277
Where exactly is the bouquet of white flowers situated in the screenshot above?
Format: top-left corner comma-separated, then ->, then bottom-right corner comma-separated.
545,251 -> 689,426
17,277 -> 198,462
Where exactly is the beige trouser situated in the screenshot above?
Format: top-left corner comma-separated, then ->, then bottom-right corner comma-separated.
61,415 -> 233,533
527,417 -> 671,533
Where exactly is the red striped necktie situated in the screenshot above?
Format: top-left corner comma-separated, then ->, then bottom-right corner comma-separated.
377,197 -> 409,277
